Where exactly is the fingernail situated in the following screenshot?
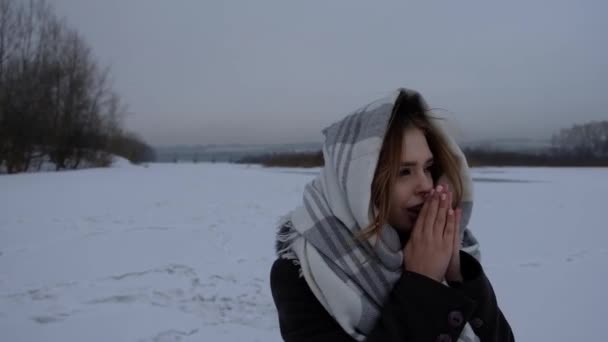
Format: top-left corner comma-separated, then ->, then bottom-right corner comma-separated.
436,185 -> 443,192
448,209 -> 454,216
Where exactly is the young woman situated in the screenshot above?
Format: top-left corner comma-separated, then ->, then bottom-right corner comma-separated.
270,89 -> 514,342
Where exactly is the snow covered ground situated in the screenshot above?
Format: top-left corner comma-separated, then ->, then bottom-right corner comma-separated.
0,162 -> 606,341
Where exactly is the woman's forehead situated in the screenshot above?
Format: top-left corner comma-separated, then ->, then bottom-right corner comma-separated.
401,128 -> 433,163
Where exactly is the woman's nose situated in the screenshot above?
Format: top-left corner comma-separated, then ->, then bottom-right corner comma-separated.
417,172 -> 434,195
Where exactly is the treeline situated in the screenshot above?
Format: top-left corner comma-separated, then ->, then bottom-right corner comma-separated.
551,120 -> 608,158
463,149 -> 608,167
237,120 -> 608,168
0,0 -> 154,174
238,151 -> 323,168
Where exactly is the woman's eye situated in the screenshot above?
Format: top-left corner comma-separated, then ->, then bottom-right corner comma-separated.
399,165 -> 433,177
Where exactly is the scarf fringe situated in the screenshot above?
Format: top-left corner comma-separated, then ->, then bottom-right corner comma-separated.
275,211 -> 304,277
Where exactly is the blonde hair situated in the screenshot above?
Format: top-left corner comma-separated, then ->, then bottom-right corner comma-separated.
357,91 -> 464,240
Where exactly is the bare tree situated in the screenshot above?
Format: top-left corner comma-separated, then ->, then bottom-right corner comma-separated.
0,0 -> 154,174
552,121 -> 608,158
0,0 -> 18,170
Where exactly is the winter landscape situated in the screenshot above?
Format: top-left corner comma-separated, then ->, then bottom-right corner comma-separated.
2,2 -> 607,339
1,161 -> 607,341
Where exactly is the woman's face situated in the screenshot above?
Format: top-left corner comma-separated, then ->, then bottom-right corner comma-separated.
387,127 -> 435,232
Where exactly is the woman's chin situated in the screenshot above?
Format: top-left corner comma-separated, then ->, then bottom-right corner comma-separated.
388,215 -> 414,234
393,222 -> 413,233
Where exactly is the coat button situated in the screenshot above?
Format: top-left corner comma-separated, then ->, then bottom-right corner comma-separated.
436,333 -> 452,342
471,317 -> 484,329
448,310 -> 464,327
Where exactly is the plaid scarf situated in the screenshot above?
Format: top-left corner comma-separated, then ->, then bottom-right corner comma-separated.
276,88 -> 480,341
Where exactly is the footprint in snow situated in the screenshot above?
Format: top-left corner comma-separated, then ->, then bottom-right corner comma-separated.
519,262 -> 541,268
139,328 -> 199,342
87,294 -> 141,305
127,226 -> 174,232
31,310 -> 79,325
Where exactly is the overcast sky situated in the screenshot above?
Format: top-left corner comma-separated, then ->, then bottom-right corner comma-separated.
50,0 -> 607,146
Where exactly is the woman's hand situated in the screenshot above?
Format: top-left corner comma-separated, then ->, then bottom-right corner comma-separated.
445,207 -> 464,282
403,185 -> 457,283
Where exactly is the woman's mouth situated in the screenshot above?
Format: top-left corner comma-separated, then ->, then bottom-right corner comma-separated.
406,203 -> 423,220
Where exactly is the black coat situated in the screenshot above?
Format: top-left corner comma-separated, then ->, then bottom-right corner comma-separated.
270,251 -> 514,342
